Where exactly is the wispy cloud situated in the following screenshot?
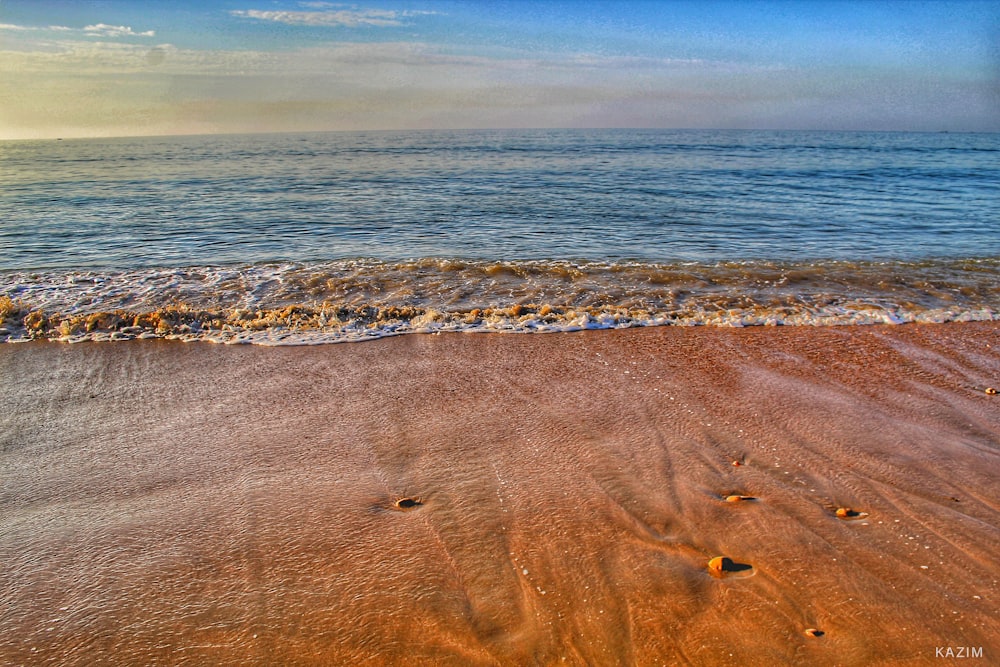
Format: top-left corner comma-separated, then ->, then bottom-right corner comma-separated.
0,40 -> 270,76
231,7 -> 431,27
0,38 -> 761,80
0,22 -> 153,37
83,24 -> 156,38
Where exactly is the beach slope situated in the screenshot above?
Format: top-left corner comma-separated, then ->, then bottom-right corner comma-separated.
1,323 -> 998,665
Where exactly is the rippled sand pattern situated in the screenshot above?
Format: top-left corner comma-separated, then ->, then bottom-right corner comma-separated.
1,323 -> 998,665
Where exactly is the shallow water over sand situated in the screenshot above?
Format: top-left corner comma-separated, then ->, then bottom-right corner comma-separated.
1,324 -> 998,665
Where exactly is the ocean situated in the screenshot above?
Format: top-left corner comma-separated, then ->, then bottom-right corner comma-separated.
2,129 -> 998,344
3,128 -> 1000,665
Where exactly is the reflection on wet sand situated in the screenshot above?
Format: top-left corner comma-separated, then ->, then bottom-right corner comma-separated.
1,323 -> 998,665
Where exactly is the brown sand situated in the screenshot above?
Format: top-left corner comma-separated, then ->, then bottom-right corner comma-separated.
1,323 -> 998,666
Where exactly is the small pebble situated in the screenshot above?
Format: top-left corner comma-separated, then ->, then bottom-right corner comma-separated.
835,507 -> 863,519
708,556 -> 728,573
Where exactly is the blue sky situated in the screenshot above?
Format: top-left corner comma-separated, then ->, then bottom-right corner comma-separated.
1,1 -> 997,138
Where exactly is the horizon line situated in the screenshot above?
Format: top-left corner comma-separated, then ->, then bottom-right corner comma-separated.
3,126 -> 996,142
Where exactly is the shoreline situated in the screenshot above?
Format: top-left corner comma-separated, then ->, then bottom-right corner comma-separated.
4,256 -> 999,345
2,322 -> 998,665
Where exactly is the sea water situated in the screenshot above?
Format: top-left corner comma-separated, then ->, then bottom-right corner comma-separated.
1,129 -> 998,343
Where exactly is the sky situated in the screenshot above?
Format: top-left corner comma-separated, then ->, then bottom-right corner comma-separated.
0,0 -> 998,139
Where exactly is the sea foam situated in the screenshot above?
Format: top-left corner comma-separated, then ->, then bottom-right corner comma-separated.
2,258 -> 997,344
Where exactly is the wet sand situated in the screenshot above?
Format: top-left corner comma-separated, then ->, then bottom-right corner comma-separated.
1,323 -> 998,666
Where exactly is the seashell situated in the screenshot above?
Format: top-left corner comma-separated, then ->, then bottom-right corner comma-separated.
804,628 -> 824,638
393,497 -> 422,510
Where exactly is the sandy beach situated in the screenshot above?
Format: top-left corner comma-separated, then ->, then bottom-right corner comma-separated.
1,322 -> 998,665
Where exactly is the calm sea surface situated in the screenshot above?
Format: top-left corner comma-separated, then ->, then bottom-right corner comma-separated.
1,129 -> 998,342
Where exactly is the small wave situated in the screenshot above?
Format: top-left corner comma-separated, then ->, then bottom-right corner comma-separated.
2,258 -> 998,344
1,296 -> 996,345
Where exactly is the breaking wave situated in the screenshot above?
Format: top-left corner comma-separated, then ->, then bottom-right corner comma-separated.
2,258 -> 998,344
